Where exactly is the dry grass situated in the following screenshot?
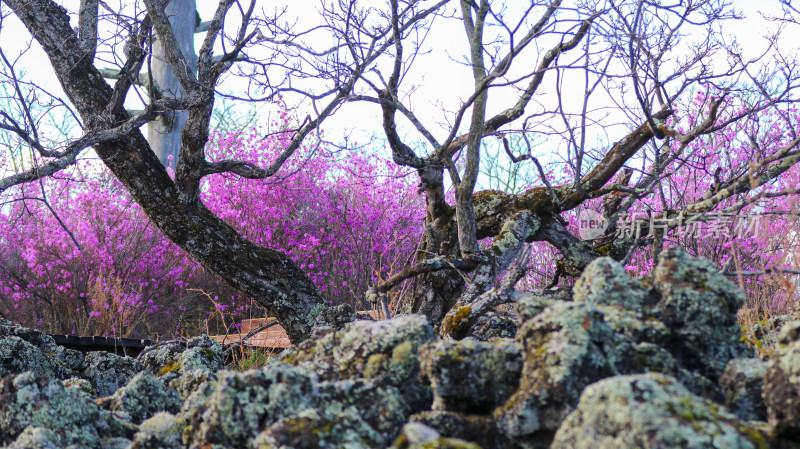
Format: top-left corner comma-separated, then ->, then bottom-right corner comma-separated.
229,346 -> 281,371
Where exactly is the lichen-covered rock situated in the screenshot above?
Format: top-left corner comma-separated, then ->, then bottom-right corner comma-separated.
515,289 -> 570,323
181,335 -> 225,372
572,257 -> 649,313
187,359 -> 418,448
170,368 -> 217,400
79,351 -> 144,397
494,302 -> 640,442
389,422 -> 483,449
720,358 -> 768,421
128,412 -> 184,449
137,341 -> 186,379
764,320 -> 800,437
419,338 -> 522,413
187,364 -> 318,448
0,319 -> 83,374
253,408 -> 382,449
551,373 -> 767,449
5,427 -> 60,449
316,378 -> 413,440
103,371 -> 181,424
172,370 -> 218,420
465,309 -> 518,340
600,306 -> 670,344
309,303 -> 365,336
0,336 -> 70,379
649,247 -> 750,381
411,410 -> 512,449
464,303 -> 519,342
61,377 -> 95,396
0,372 -> 127,448
280,314 -> 436,410
137,335 -> 224,383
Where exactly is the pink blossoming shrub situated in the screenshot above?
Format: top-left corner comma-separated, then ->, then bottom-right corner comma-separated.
0,130 -> 423,337
550,92 -> 800,321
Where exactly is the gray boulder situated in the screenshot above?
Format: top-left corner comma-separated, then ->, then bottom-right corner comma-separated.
720,358 -> 768,421
551,373 -> 768,449
316,378 -> 414,441
411,410 -> 512,449
0,372 -> 127,449
172,369 -> 218,419
128,412 -> 184,449
101,371 -> 181,424
0,319 -> 83,372
493,302 -> 639,442
0,336 -> 69,379
280,314 -> 436,410
137,335 -> 224,383
573,257 -> 649,313
186,363 -> 318,448
764,320 -> 800,437
79,351 -> 143,397
648,247 -> 750,381
388,422 -> 482,449
252,408 -> 383,449
419,338 -> 522,413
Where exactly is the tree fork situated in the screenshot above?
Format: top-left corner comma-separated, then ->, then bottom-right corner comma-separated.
5,0 -> 328,343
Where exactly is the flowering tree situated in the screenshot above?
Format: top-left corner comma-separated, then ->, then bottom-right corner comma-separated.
0,128 -> 423,336
2,0 -> 800,342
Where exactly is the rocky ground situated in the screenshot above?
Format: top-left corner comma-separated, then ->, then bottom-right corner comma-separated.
2,247 -> 800,448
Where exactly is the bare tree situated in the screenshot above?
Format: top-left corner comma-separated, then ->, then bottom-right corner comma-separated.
1,0 -> 799,342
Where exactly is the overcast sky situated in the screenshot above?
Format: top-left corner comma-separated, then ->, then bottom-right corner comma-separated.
0,0 -> 795,181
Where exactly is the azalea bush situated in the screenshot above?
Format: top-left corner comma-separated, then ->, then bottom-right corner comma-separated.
484,91 -> 800,323
0,129 -> 423,337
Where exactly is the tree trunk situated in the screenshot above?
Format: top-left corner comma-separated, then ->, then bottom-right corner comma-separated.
149,0 -> 197,167
404,235 -> 465,326
5,0 -> 327,343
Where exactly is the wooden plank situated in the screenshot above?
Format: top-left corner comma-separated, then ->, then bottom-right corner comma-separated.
211,310 -> 384,349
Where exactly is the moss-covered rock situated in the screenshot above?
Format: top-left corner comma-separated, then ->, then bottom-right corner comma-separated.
419,338 -> 522,414
253,408 -> 382,449
0,319 -> 82,373
188,363 -> 318,448
102,371 -> 181,424
137,335 -> 224,384
316,378 -> 413,441
128,412 -> 184,449
573,257 -> 649,313
493,302 -> 640,442
137,341 -> 185,380
0,336 -> 70,380
0,372 -> 127,448
764,320 -> 800,438
5,426 -> 60,449
181,335 -> 225,373
551,373 -> 767,449
280,314 -> 435,411
79,351 -> 144,397
61,377 -> 95,395
515,289 -> 570,323
411,410 -> 512,449
389,422 -> 483,449
720,358 -> 768,421
170,368 -> 217,400
649,247 -> 751,381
